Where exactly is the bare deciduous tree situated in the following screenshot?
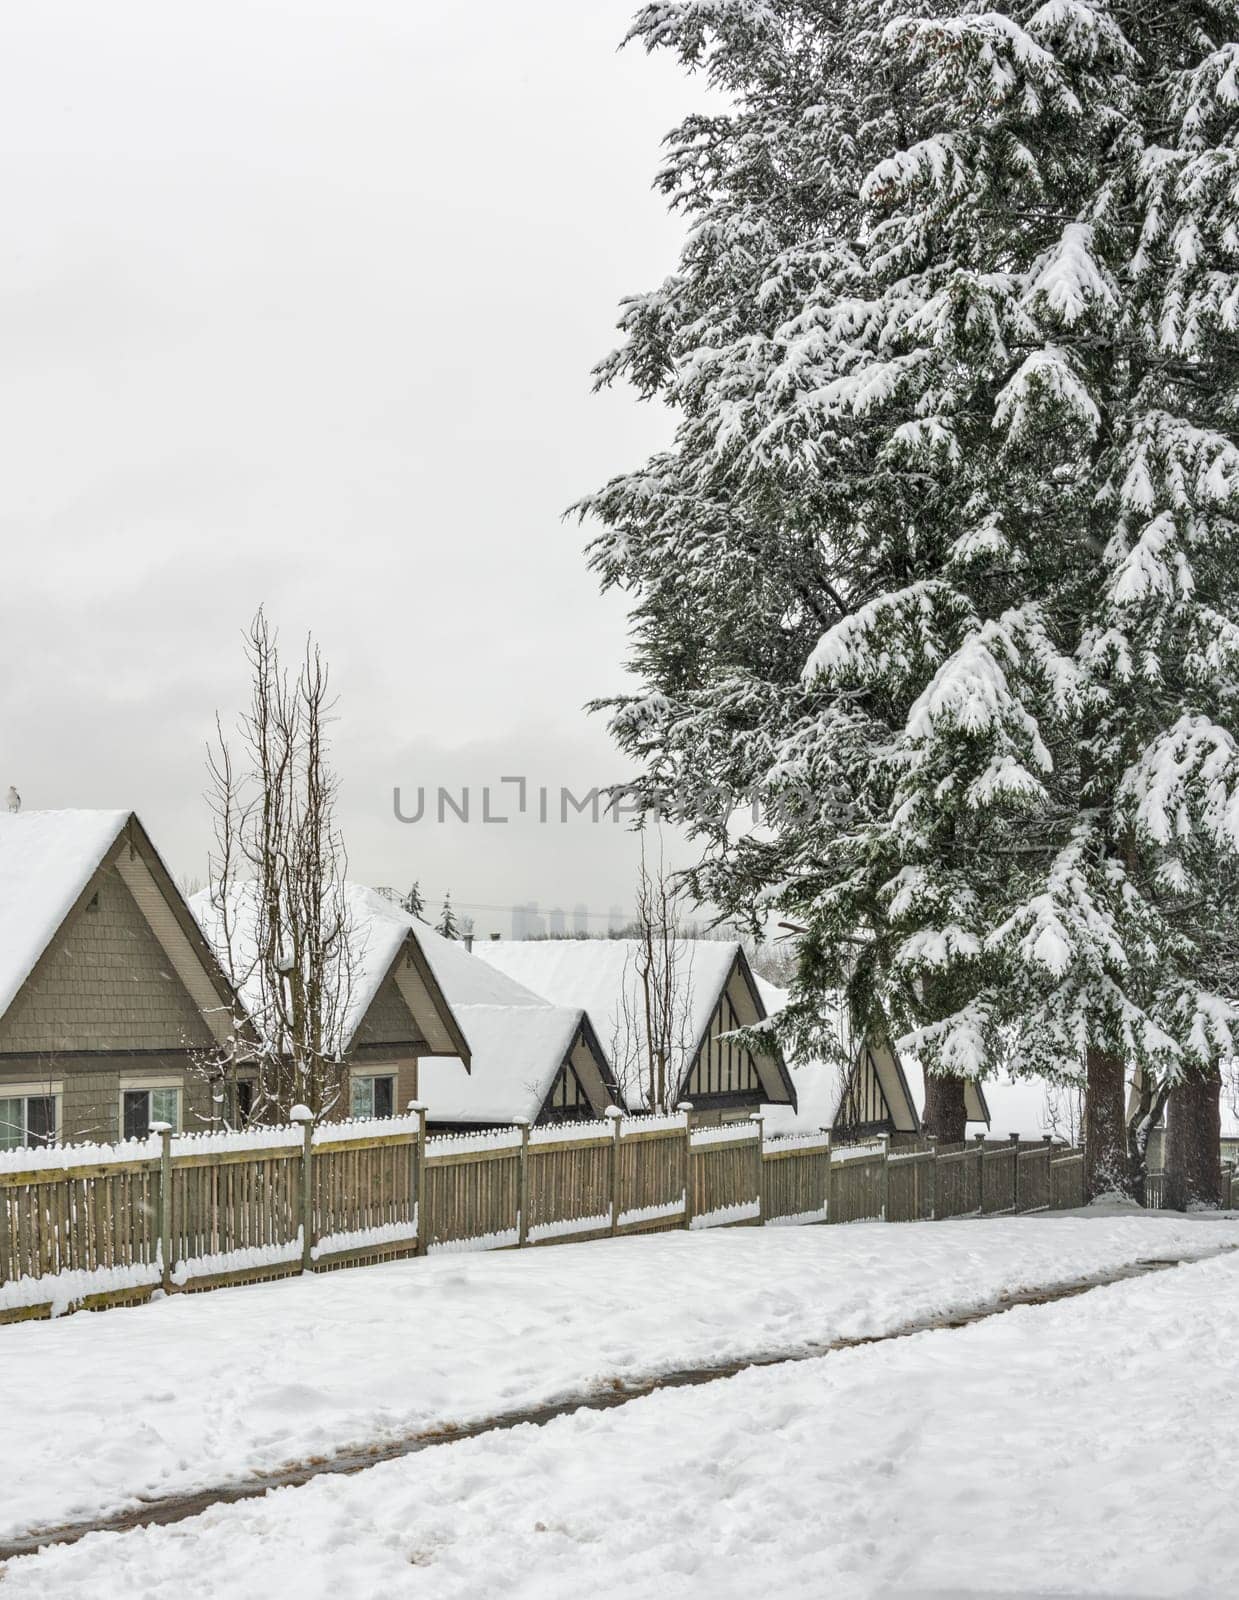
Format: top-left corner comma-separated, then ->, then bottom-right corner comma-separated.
205,610 -> 356,1123
610,837 -> 695,1114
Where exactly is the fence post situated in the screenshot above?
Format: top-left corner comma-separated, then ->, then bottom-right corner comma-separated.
1010,1132 -> 1020,1214
825,1129 -> 837,1222
152,1123 -> 173,1292
291,1105 -> 314,1272
879,1132 -> 891,1222
1041,1135 -> 1053,1210
974,1132 -> 986,1214
926,1134 -> 939,1220
605,1107 -> 623,1235
678,1102 -> 694,1229
408,1101 -> 427,1256
515,1118 -> 530,1247
750,1112 -> 765,1224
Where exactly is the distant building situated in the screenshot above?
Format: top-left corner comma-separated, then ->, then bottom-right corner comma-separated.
512,902 -> 546,940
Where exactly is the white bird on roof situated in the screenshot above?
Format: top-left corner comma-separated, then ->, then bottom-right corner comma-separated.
5,787 -> 19,814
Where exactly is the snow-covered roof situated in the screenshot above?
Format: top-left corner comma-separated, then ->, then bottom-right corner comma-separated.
190,882 -> 476,1058
419,1004 -> 593,1124
411,925 -> 549,1011
475,938 -> 751,1106
0,810 -> 131,1017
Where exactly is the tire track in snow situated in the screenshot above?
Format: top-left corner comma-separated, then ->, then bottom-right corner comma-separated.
0,1247 -> 1225,1562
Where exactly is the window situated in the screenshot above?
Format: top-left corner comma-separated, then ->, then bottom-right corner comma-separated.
122,1085 -> 181,1140
234,1079 -> 255,1127
350,1074 -> 395,1120
0,1092 -> 59,1150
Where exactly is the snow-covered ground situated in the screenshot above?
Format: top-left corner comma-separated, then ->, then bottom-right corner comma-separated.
0,1212 -> 1236,1545
6,1239 -> 1238,1598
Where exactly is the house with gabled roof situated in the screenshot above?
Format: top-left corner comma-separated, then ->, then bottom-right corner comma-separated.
474,938 -> 795,1122
362,912 -> 621,1129
0,810 -> 244,1148
755,975 -> 989,1142
191,883 -> 472,1122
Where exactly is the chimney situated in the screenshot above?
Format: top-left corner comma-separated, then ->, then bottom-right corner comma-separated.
463,933 -> 474,953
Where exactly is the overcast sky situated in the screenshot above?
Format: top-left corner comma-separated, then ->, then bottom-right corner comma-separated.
1,0 -> 711,936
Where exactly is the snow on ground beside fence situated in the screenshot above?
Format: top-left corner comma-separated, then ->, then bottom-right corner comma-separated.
426,1226 -> 519,1255
171,1239 -> 303,1286
690,1124 -> 758,1148
0,1260 -> 161,1317
0,1212 -> 1236,1545
528,1212 -> 611,1244
310,1221 -> 419,1262
16,1248 -> 1239,1599
690,1200 -> 761,1230
767,1206 -> 830,1227
618,1198 -> 684,1227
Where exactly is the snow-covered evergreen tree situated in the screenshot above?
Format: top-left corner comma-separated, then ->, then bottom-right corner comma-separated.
403,880 -> 427,922
436,893 -> 460,941
582,0 -> 1239,1191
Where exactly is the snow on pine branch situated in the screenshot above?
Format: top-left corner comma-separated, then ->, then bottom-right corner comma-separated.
993,348 -> 1100,444
1121,715 -> 1239,851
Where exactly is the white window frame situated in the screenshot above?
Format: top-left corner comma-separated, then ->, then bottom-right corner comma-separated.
0,1080 -> 63,1149
119,1078 -> 183,1139
349,1070 -> 396,1121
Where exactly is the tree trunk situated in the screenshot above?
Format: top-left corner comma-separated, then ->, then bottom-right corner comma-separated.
922,1073 -> 967,1143
1125,1069 -> 1168,1204
1084,1046 -> 1127,1201
1163,1063 -> 1222,1211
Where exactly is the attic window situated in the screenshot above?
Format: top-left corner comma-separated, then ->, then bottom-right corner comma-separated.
86,893 -> 99,913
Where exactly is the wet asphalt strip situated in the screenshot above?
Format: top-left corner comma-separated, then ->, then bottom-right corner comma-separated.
0,1247 -> 1230,1563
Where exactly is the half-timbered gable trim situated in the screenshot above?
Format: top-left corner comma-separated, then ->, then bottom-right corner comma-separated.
474,938 -> 795,1116
680,951 -> 793,1112
755,975 -> 989,1141
534,1014 -> 620,1125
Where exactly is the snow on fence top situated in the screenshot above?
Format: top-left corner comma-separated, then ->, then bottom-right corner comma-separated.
691,1123 -> 759,1148
0,1133 -> 165,1177
765,1131 -> 833,1153
425,1127 -> 524,1158
313,1112 -> 423,1145
529,1119 -> 614,1147
622,1113 -> 687,1137
0,1112 -> 430,1177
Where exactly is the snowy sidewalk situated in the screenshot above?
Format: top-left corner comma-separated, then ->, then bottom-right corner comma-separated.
11,1243 -> 1236,1599
0,1211 -> 1236,1544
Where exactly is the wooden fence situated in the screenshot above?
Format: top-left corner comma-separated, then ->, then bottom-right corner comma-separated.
1144,1164 -> 1238,1211
0,1113 -> 1092,1323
